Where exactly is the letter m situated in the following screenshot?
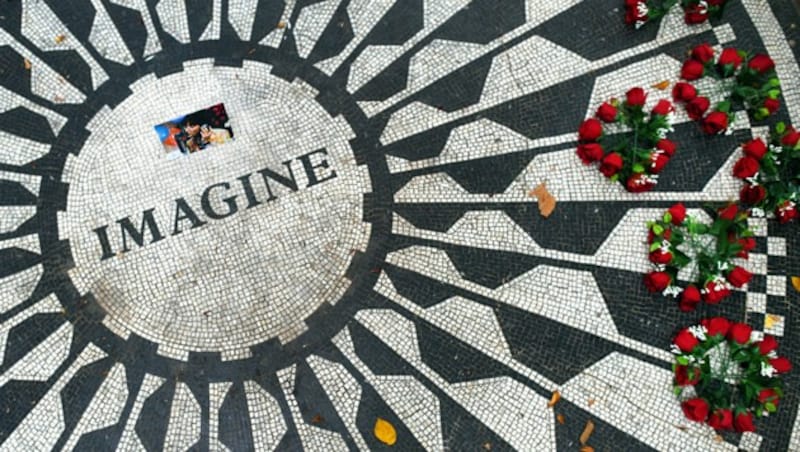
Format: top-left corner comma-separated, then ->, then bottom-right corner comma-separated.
118,208 -> 165,252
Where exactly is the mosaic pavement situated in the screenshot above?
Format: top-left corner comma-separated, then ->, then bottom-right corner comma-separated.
0,0 -> 799,450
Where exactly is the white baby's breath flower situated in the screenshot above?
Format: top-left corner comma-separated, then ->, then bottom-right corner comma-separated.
761,361 -> 776,378
689,325 -> 708,341
663,285 -> 683,297
637,2 -> 649,16
670,344 -> 683,355
751,207 -> 766,217
635,20 -> 646,29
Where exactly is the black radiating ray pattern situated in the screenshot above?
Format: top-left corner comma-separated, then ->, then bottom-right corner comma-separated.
135,378 -> 174,451
218,380 -> 255,451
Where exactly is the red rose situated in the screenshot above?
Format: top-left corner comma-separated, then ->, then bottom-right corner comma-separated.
718,204 -> 738,221
758,388 -> 780,407
708,409 -> 734,431
668,203 -> 686,225
702,111 -> 728,135
742,138 -> 768,160
672,82 -> 697,102
733,156 -> 760,179
675,365 -> 700,386
718,48 -> 743,70
681,59 -> 705,81
691,43 -> 715,63
649,249 -> 673,264
736,237 -> 756,258
644,271 -> 671,292
703,281 -> 730,304
681,398 -> 709,422
684,6 -> 708,24
674,328 -> 700,352
577,143 -> 605,164
649,151 -> 670,173
782,128 -> 800,146
764,98 -> 780,114
626,173 -> 656,192
748,54 -> 775,74
739,185 -> 766,205
728,322 -> 753,344
599,152 -> 623,177
596,102 -> 618,123
679,285 -> 702,312
625,0 -> 648,24
701,317 -> 731,337
734,412 -> 755,433
770,356 -> 792,373
652,99 -> 673,116
758,335 -> 778,355
578,118 -> 603,141
727,266 -> 753,288
626,87 -> 647,107
776,200 -> 798,224
656,139 -> 676,156
686,96 -> 710,120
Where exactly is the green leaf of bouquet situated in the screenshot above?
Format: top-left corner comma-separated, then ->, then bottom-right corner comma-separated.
717,100 -> 732,113
676,356 -> 689,366
653,224 -> 664,235
766,402 -> 777,412
632,163 -> 646,173
674,386 -> 683,396
768,89 -> 781,100
663,212 -> 672,223
776,122 -> 786,134
768,78 -> 781,87
649,242 -> 661,252
610,173 -> 619,182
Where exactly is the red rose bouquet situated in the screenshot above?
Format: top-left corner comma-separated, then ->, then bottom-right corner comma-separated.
673,318 -> 790,432
626,0 -> 730,28
576,88 -> 677,192
736,123 -> 800,223
674,44 -> 782,134
644,203 -> 755,310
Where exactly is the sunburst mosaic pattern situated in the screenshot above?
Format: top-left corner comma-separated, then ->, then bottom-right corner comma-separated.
0,0 -> 799,450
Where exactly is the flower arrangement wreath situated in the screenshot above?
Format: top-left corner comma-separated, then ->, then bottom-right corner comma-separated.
673,317 -> 791,432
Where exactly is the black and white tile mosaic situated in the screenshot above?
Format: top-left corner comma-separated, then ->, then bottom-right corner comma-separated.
0,0 -> 799,450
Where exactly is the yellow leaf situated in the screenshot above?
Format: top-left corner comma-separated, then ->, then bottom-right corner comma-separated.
791,276 -> 800,292
547,390 -> 561,408
374,418 -> 396,446
54,34 -> 66,43
580,420 -> 595,445
765,314 -> 782,330
652,80 -> 671,90
276,21 -> 287,29
531,183 -> 557,218
587,399 -> 596,407
556,414 -> 565,425
580,446 -> 595,452
23,58 -> 31,70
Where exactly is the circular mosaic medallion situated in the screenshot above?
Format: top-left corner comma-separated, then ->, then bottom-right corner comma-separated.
59,59 -> 372,355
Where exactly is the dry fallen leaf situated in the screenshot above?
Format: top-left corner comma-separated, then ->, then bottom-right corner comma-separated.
765,314 -> 783,330
311,414 -> 324,424
580,420 -> 595,445
587,399 -> 596,407
714,435 -> 724,443
23,58 -> 31,70
580,446 -> 595,452
374,418 -> 397,446
482,442 -> 492,451
652,80 -> 670,90
791,276 -> 800,292
547,390 -> 561,408
276,21 -> 287,29
556,414 -> 565,425
54,34 -> 66,43
530,183 -> 557,218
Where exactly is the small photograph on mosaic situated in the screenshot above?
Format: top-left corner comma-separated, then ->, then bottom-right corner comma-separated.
154,103 -> 233,158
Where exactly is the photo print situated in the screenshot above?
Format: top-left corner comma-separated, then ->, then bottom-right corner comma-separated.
154,103 -> 233,159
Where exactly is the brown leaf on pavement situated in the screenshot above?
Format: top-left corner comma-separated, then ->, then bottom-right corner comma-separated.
547,390 -> 561,408
580,446 -> 595,452
652,80 -> 671,90
530,183 -> 557,218
276,21 -> 287,29
579,420 -> 595,445
23,58 -> 31,70
791,276 -> 800,292
556,414 -> 565,425
54,34 -> 66,43
587,399 -> 596,407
